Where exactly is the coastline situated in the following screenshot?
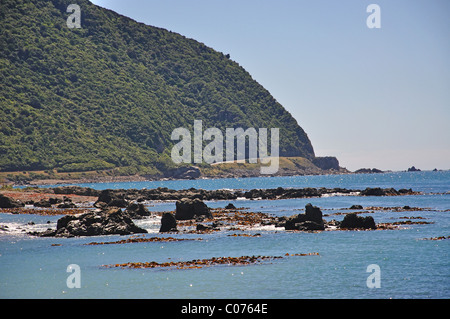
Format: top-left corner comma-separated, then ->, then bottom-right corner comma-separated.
0,156 -> 351,187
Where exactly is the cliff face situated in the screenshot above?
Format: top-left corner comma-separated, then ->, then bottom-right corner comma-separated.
0,0 -> 315,172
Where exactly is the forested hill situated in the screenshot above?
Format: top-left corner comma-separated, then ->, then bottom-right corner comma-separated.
0,0 -> 315,173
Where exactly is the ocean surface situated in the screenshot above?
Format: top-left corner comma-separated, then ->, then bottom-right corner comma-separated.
1,171 -> 449,299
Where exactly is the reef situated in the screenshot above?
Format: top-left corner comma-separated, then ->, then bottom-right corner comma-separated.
103,253 -> 319,270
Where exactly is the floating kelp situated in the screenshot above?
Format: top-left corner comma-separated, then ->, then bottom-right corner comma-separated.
421,236 -> 449,241
86,236 -> 201,245
103,253 -> 318,270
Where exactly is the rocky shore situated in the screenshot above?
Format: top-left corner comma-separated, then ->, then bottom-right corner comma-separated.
0,185 -> 429,238
48,185 -> 419,202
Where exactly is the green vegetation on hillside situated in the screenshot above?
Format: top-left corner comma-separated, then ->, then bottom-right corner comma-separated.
0,0 -> 315,173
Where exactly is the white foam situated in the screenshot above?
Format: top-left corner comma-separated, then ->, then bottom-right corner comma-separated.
321,192 -> 360,198
0,221 -> 56,237
133,215 -> 161,234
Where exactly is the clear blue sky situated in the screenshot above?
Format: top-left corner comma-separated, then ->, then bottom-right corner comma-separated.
91,0 -> 450,171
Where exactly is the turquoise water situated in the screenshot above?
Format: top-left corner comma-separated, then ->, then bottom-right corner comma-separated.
1,171 -> 449,298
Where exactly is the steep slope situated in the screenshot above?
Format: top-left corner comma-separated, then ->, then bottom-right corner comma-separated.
0,0 -> 315,173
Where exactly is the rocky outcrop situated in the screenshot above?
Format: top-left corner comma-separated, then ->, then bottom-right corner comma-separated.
285,203 -> 325,231
94,189 -> 128,208
225,203 -> 236,210
57,196 -> 76,208
52,186 -> 101,196
125,203 -> 151,219
354,168 -> 383,174
37,208 -> 147,237
164,166 -> 201,179
175,198 -> 212,220
0,194 -> 24,208
360,187 -> 415,196
159,213 -> 177,232
312,156 -> 340,170
339,213 -> 376,230
57,186 -> 419,207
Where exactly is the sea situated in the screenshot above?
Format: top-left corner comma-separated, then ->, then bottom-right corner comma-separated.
0,171 -> 449,299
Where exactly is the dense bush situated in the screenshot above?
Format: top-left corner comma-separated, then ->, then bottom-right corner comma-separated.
0,0 -> 315,172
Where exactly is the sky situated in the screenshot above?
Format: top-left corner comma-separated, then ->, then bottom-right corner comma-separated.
91,0 -> 450,171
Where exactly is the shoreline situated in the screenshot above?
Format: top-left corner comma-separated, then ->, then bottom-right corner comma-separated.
7,170 -> 351,187
6,169 -> 448,189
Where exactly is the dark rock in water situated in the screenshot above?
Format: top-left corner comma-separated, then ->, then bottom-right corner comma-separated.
354,168 -> 383,174
350,205 -> 363,210
52,186 -> 100,196
225,203 -> 236,210
57,202 -> 76,208
304,203 -> 323,224
33,199 -> 52,208
360,187 -> 402,196
38,208 -> 147,237
108,198 -> 128,208
295,221 -> 325,231
360,187 -> 398,196
94,189 -> 128,208
159,212 -> 177,232
125,203 -> 151,219
407,166 -> 421,172
0,194 -> 24,208
196,223 -> 213,231
285,203 -> 325,231
175,198 -> 212,220
360,187 -> 385,196
398,188 -> 413,195
56,195 -> 76,208
340,213 -> 376,229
